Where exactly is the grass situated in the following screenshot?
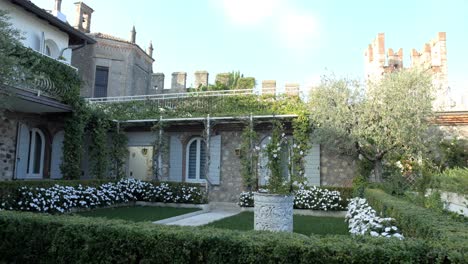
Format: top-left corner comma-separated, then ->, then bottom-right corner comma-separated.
76,206 -> 200,222
205,212 -> 349,236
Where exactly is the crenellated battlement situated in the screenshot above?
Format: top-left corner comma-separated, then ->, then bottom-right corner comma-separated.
364,32 -> 449,109
149,71 -> 300,96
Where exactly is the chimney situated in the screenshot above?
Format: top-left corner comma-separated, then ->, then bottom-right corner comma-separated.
130,26 -> 136,44
54,0 -> 62,12
73,2 -> 94,33
171,72 -> 187,92
194,71 -> 209,88
147,41 -> 153,57
285,83 -> 300,96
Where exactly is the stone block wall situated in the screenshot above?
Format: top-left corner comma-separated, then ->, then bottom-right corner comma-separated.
0,117 -> 17,180
209,131 -> 243,202
320,147 -> 357,187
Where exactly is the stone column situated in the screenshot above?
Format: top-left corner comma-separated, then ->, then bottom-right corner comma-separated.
194,71 -> 209,89
262,80 -> 276,95
171,72 -> 187,93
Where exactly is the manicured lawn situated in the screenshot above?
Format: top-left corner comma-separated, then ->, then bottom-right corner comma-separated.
205,212 -> 349,235
76,206 -> 200,222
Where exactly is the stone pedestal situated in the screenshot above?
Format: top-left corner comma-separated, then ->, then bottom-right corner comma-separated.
254,193 -> 294,232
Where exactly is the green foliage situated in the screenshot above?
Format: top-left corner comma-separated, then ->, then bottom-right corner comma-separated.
432,167 -> 468,195
109,129 -> 129,179
0,10 -> 23,86
365,188 -> 468,262
0,210 -> 450,263
309,70 -> 435,182
239,121 -> 258,191
76,206 -> 200,222
352,175 -> 368,197
291,113 -> 312,180
93,94 -> 307,121
88,111 -> 110,179
434,138 -> 468,170
237,77 -> 255,89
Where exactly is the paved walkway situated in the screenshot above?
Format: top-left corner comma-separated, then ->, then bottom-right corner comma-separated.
153,203 -> 241,226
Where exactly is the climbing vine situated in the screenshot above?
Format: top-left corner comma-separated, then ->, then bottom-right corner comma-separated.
264,120 -> 291,194
109,125 -> 128,179
151,120 -> 169,180
291,112 -> 312,182
88,111 -> 110,179
240,118 -> 259,191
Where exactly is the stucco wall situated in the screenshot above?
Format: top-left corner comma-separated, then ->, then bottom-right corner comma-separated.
0,1 -> 72,62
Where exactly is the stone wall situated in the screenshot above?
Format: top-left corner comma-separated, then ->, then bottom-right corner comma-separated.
0,116 -> 17,180
209,131 -> 243,202
320,147 -> 357,187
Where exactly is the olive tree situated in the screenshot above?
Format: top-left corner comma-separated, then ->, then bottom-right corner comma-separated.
309,69 -> 435,182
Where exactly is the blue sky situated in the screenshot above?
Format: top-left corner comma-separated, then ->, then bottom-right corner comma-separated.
33,0 -> 467,94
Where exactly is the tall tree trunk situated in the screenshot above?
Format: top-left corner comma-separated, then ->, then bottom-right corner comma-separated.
371,159 -> 383,182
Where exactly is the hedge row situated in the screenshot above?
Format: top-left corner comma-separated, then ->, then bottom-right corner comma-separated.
364,188 -> 467,262
0,210 -> 453,263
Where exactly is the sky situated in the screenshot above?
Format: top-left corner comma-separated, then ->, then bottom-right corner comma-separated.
32,0 -> 467,96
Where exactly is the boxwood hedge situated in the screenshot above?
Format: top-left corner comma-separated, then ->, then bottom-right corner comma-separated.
0,210 -> 458,263
365,188 -> 467,263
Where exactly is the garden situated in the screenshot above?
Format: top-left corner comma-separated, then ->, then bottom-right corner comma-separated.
1,11 -> 467,261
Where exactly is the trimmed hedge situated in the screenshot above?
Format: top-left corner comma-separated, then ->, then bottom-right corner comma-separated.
365,188 -> 468,263
0,210 -> 451,263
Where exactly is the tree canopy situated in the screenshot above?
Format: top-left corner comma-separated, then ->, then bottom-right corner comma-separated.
309,69 -> 435,182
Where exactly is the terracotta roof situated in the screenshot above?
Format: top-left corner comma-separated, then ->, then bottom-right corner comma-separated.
434,111 -> 468,125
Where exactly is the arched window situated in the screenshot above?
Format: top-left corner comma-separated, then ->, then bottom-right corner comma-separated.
27,128 -> 45,178
186,137 -> 206,182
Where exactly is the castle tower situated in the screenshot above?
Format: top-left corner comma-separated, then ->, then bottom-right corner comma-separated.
73,2 -> 93,33
364,33 -> 386,82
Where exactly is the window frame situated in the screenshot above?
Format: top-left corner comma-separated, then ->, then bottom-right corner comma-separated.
185,137 -> 207,183
26,128 -> 45,179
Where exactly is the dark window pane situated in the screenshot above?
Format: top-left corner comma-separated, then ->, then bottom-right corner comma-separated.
94,67 -> 109,98
188,141 -> 197,179
199,141 -> 206,179
33,132 -> 42,174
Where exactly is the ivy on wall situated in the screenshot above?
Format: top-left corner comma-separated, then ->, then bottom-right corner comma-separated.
88,111 -> 110,179
109,126 -> 128,179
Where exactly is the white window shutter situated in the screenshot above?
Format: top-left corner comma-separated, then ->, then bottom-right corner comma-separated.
169,135 -> 183,182
50,131 -> 65,179
15,123 -> 30,179
304,144 -> 320,186
207,135 -> 221,185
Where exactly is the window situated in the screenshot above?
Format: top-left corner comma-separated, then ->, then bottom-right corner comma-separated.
186,137 -> 206,182
94,66 -> 109,97
27,128 -> 45,178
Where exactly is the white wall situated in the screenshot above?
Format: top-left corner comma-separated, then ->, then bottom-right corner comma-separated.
0,1 -> 72,62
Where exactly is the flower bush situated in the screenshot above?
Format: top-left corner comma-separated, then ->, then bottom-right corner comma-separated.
238,186 -> 345,211
346,197 -> 404,239
238,191 -> 254,207
294,186 -> 344,210
0,179 -> 206,214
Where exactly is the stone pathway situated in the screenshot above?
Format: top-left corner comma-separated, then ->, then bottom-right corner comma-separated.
153,203 -> 241,226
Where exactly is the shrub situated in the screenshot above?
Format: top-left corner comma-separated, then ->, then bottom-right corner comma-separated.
0,210 -> 451,263
0,179 -> 206,213
365,188 -> 468,262
432,167 -> 468,195
238,191 -> 254,207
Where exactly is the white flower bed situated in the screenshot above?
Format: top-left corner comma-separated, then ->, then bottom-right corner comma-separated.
238,186 -> 345,211
294,186 -> 344,210
0,179 -> 205,214
346,198 -> 404,239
